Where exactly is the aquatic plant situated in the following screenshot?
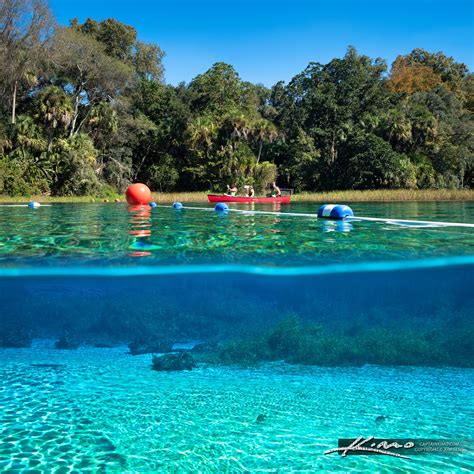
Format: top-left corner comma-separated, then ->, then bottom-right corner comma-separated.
217,315 -> 474,368
128,338 -> 173,356
151,352 -> 197,371
54,333 -> 80,350
0,326 -> 33,348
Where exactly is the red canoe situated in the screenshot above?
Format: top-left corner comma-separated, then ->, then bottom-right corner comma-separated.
207,194 -> 291,203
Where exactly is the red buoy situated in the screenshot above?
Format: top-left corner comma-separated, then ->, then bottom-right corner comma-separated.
126,183 -> 152,205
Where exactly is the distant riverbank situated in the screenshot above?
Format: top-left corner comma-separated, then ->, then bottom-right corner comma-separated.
1,189 -> 473,204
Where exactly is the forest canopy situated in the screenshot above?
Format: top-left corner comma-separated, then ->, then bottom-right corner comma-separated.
0,0 -> 472,196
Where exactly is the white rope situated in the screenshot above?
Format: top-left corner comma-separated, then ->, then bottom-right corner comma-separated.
345,216 -> 474,228
0,204 -> 52,207
155,204 -> 317,217
155,204 -> 474,228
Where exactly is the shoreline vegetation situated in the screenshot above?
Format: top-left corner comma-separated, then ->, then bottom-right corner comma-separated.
1,188 -> 473,203
1,2 -> 472,199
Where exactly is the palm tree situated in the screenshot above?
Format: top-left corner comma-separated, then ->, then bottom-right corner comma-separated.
252,118 -> 278,164
379,109 -> 412,152
187,116 -> 218,153
36,86 -> 74,151
13,115 -> 46,152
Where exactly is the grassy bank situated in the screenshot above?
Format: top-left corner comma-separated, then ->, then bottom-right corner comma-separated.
0,189 -> 473,204
0,192 -> 207,203
293,189 -> 474,202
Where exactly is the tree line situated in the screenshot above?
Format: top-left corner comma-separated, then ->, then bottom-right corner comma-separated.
1,0 -> 472,196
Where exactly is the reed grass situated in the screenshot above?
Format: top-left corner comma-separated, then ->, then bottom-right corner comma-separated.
151,192 -> 208,203
292,189 -> 474,202
0,195 -> 121,203
0,189 -> 472,203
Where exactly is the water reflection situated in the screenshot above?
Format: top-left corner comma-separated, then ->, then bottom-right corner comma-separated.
1,202 -> 472,265
271,202 -> 282,213
322,220 -> 353,233
128,205 -> 152,257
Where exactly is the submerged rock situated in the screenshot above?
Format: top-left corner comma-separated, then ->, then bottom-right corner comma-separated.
151,352 -> 197,371
128,338 -> 173,356
256,414 -> 267,423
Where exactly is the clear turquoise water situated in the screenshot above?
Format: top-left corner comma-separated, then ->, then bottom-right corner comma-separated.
1,344 -> 472,472
0,201 -> 473,472
0,201 -> 473,266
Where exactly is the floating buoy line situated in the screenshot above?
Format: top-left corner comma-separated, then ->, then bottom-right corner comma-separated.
0,202 -> 50,208
151,202 -> 474,229
2,189 -> 473,229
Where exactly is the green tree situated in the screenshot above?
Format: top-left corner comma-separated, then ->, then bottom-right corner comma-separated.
189,62 -> 243,116
50,133 -> 99,195
340,133 -> 416,189
273,47 -> 388,189
35,86 -> 73,151
146,155 -> 179,192
433,143 -> 472,188
71,18 -> 165,82
71,17 -> 136,61
0,0 -> 54,123
51,27 -> 133,136
283,129 -> 321,191
133,42 -> 165,82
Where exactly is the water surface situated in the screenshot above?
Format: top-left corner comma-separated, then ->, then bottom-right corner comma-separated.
1,201 -> 473,266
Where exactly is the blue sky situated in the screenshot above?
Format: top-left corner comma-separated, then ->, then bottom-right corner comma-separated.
49,0 -> 473,87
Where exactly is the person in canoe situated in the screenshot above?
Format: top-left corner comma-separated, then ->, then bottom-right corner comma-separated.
226,184 -> 238,196
271,182 -> 282,197
247,185 -> 255,197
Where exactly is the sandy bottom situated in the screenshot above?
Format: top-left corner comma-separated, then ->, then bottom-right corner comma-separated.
0,342 -> 472,473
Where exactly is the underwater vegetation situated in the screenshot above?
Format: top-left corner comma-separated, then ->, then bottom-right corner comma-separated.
152,352 -> 197,371
54,332 -> 80,350
1,302 -> 472,369
1,307 -> 472,368
0,326 -> 32,348
128,338 -> 173,356
216,315 -> 474,368
1,265 -> 472,369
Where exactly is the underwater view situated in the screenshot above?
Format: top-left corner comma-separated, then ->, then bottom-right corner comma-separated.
1,201 -> 473,472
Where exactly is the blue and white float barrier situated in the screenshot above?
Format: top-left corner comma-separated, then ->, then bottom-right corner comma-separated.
317,204 -> 354,220
148,203 -> 474,229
